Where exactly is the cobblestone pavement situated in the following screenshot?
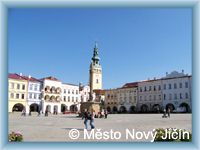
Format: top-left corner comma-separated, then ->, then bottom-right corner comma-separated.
9,113 -> 192,142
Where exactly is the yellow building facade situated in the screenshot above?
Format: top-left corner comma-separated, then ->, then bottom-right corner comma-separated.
8,74 -> 28,112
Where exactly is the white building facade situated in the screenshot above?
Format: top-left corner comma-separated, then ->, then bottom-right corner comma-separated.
161,71 -> 192,112
41,77 -> 62,114
61,83 -> 81,113
79,85 -> 90,103
25,76 -> 42,113
137,79 -> 162,113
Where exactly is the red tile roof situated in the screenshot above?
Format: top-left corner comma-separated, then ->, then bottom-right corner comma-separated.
8,73 -> 26,80
21,75 -> 41,83
122,82 -> 138,88
9,73 -> 41,82
41,76 -> 60,82
93,89 -> 105,95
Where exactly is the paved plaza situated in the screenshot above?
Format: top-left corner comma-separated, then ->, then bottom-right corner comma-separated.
9,113 -> 192,142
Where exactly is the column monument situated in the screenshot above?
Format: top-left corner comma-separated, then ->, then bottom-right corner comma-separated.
80,42 -> 102,113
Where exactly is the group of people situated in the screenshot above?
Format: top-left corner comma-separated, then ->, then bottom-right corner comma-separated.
162,108 -> 171,118
83,109 -> 95,130
21,107 -> 42,116
82,109 -> 109,130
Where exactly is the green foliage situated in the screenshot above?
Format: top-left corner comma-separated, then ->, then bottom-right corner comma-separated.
154,128 -> 192,142
9,131 -> 23,142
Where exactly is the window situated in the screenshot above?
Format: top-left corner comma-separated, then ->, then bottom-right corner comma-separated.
149,86 -> 151,91
154,86 -> 156,91
154,95 -> 156,100
164,94 -> 166,100
64,89 -> 66,94
34,94 -> 37,99
72,90 -> 74,94
174,93 -> 177,99
17,84 -> 20,89
76,97 -> 78,102
149,95 -> 152,101
22,84 -> 25,90
64,96 -> 66,102
185,82 -> 189,88
16,94 -> 19,99
144,86 -> 147,92
185,93 -> 189,99
68,90 -> 70,94
140,88 -> 142,92
30,84 -> 33,90
10,93 -> 14,98
144,96 -> 146,101
34,85 -> 37,91
158,85 -> 161,91
11,83 -> 14,89
168,84 -> 171,89
76,90 -> 78,94
29,93 -> 32,99
140,96 -> 142,101
21,94 -> 25,99
72,97 -> 74,102
68,96 -> 70,102
96,79 -> 99,83
174,83 -> 177,89
180,93 -> 182,99
164,84 -> 166,90
179,83 -> 182,88
159,95 -> 161,100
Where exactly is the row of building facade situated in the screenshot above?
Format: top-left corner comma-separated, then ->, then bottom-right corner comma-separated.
8,73 -> 90,114
9,70 -> 192,114
104,70 -> 192,113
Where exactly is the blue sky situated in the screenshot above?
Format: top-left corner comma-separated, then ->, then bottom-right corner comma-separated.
8,8 -> 192,89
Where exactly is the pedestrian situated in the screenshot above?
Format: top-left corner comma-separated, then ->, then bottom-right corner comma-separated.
83,109 -> 89,130
45,108 -> 48,117
29,109 -> 31,116
21,107 -> 26,116
167,108 -> 171,118
90,109 -> 95,129
104,110 -> 108,119
37,109 -> 41,116
162,109 -> 166,118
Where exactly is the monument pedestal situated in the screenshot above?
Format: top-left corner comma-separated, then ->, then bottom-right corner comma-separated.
80,101 -> 100,113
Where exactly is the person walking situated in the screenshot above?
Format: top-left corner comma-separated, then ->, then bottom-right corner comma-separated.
21,107 -> 26,116
90,109 -> 95,129
167,108 -> 171,118
29,109 -> 32,116
104,110 -> 108,119
37,109 -> 41,116
83,109 -> 89,130
163,108 -> 166,118
45,108 -> 48,117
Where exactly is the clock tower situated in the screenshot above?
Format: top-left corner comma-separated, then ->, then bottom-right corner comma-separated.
89,42 -> 102,92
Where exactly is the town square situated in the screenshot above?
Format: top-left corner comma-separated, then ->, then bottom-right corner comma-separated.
9,113 -> 192,142
7,8 -> 192,142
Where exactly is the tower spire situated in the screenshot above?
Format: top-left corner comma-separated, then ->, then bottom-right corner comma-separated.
92,42 -> 100,65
